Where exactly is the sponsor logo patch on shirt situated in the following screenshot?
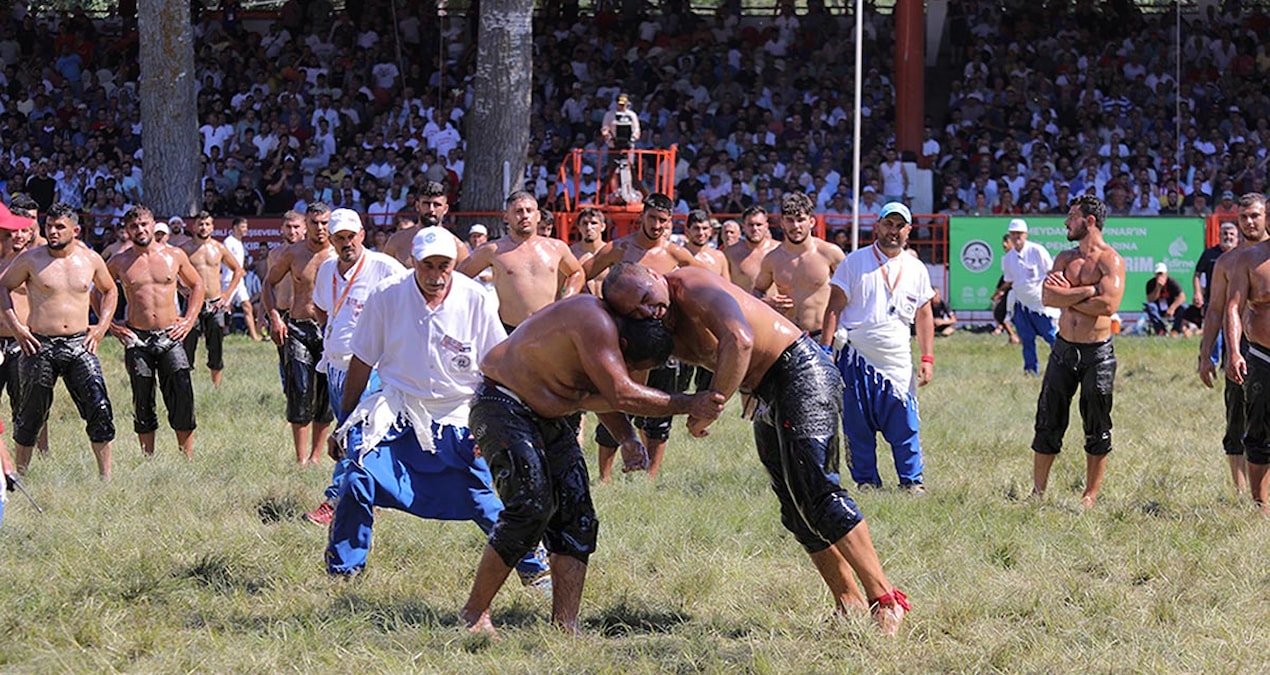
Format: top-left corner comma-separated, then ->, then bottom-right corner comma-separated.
440,334 -> 471,353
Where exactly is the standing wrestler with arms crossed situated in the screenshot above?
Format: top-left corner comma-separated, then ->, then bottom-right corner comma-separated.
1197,194 -> 1267,497
266,211 -> 306,384
1032,196 -> 1126,508
1223,196 -> 1270,514
754,192 -> 845,338
458,191 -> 585,332
107,207 -> 205,459
262,203 -> 336,465
601,263 -> 910,635
180,211 -> 245,387
0,203 -> 117,477
583,193 -> 699,479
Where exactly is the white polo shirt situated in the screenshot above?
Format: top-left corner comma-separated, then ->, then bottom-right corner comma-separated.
1002,240 -> 1056,315
830,244 -> 933,389
350,270 -> 506,426
313,249 -> 405,372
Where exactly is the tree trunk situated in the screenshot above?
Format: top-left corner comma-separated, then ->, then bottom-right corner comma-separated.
137,0 -> 199,219
460,0 -> 533,236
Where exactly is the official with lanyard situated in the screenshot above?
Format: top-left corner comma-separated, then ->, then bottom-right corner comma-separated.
822,202 -> 936,492
305,209 -> 406,525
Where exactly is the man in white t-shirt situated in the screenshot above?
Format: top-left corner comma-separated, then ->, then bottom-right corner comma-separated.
998,218 -> 1059,374
302,209 -> 405,526
324,228 -> 551,591
822,202 -> 934,492
222,218 -> 262,341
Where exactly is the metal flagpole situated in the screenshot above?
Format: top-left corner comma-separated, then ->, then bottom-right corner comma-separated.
851,0 -> 864,251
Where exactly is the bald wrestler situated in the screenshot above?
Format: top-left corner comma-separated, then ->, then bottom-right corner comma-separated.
601,262 -> 910,635
583,193 -> 700,479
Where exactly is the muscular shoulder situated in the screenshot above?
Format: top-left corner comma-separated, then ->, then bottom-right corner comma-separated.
816,240 -> 845,263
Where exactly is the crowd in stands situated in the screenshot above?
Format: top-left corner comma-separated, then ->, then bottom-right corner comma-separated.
0,0 -> 1267,252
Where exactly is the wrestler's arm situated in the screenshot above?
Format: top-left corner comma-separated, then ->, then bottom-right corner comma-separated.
169,250 -> 206,341
1071,253 -> 1126,316
1199,253 -> 1236,386
752,254 -> 775,296
556,243 -> 585,298
1226,261 -> 1250,384
262,245 -> 292,343
821,286 -> 846,349
456,242 -> 494,278
0,254 -> 38,354
454,235 -> 470,266
85,253 -> 118,354
218,241 -> 246,308
572,320 -> 698,417
582,241 -> 620,281
681,280 -> 754,403
1042,250 -> 1096,307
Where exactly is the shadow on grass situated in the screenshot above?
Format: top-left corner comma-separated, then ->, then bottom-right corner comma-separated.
256,493 -> 305,524
584,599 -> 692,637
179,552 -> 270,595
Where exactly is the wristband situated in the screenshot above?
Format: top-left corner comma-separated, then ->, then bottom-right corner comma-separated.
820,343 -> 833,354
920,355 -> 935,365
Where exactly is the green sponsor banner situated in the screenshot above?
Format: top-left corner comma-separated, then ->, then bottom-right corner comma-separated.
948,216 -> 1207,313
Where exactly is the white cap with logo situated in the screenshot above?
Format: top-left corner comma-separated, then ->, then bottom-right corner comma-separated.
1007,218 -> 1028,233
469,224 -> 488,236
154,222 -> 171,235
329,208 -> 363,235
412,227 -> 458,261
1154,262 -> 1168,275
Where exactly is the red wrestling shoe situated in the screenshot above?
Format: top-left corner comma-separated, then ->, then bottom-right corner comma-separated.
871,588 -> 910,637
304,501 -> 335,526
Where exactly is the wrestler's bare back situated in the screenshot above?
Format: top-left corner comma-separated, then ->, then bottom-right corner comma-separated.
481,295 -> 628,418
663,267 -> 803,392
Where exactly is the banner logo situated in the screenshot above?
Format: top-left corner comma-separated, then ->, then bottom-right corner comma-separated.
960,240 -> 994,273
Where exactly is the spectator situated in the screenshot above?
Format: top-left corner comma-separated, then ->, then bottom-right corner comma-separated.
1144,263 -> 1189,336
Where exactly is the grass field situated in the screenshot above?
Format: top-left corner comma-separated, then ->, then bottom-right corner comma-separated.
0,333 -> 1266,673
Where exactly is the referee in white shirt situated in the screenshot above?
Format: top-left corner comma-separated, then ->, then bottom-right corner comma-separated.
999,218 -> 1059,375
324,228 -> 550,587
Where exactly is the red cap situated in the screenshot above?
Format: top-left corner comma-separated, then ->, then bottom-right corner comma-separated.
0,202 -> 35,232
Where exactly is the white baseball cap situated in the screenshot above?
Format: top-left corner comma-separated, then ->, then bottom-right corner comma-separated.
329,208 -> 363,235
879,202 -> 912,224
412,227 -> 457,261
469,224 -> 488,236
1007,218 -> 1028,233
154,222 -> 170,235
1154,262 -> 1168,274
